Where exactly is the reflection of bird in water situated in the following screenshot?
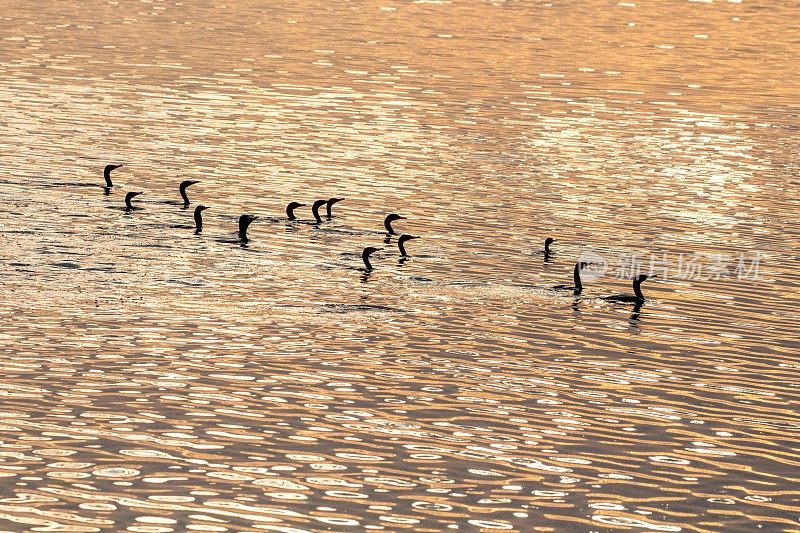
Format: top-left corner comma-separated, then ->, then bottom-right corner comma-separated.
628,303 -> 644,328
193,205 -> 209,233
362,246 -> 382,271
179,180 -> 200,207
286,202 -> 305,221
398,234 -> 420,257
603,274 -> 655,303
553,261 -> 590,295
238,214 -> 258,243
311,199 -> 327,223
384,213 -> 406,235
103,164 -> 123,188
326,198 -> 344,218
124,191 -> 143,211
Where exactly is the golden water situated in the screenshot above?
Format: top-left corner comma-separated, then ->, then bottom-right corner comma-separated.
1,1 -> 799,531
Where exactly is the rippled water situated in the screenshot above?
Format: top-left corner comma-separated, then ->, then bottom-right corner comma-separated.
2,1 -> 799,531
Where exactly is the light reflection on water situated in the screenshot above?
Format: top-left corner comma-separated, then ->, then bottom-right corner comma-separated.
1,0 -> 799,531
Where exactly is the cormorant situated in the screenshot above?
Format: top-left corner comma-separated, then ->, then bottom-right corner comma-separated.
286,202 -> 305,221
384,213 -> 406,235
179,180 -> 200,207
362,246 -> 382,270
326,198 -> 344,218
603,274 -> 655,303
398,234 -> 420,256
544,237 -> 554,256
193,205 -> 209,233
124,191 -> 143,210
104,164 -> 123,187
239,214 -> 258,243
553,261 -> 590,294
311,200 -> 327,223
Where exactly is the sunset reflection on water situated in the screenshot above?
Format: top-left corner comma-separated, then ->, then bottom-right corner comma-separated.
1,1 -> 799,531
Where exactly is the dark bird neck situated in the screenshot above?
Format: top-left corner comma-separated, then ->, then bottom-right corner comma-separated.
362,250 -> 374,270
573,263 -> 583,290
194,210 -> 203,231
385,219 -> 395,234
312,202 -> 324,223
633,279 -> 645,301
238,220 -> 250,242
104,169 -> 113,187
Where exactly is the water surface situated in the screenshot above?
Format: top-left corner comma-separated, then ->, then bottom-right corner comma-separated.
1,0 -> 799,531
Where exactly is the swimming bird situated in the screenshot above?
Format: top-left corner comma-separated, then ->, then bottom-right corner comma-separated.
326,198 -> 344,218
311,200 -> 327,223
398,234 -> 420,256
543,237 -> 554,256
179,180 -> 200,207
193,205 -> 209,233
603,274 -> 655,303
103,164 -> 123,187
384,213 -> 406,235
238,214 -> 258,243
362,246 -> 382,270
124,191 -> 143,210
286,202 -> 305,221
553,261 -> 590,294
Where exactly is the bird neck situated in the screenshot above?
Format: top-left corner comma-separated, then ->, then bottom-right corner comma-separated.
194,211 -> 203,230
239,222 -> 250,241
104,171 -> 113,187
180,187 -> 190,205
399,241 -> 407,256
363,256 -> 372,270
633,280 -> 645,300
385,220 -> 394,234
573,264 -> 583,289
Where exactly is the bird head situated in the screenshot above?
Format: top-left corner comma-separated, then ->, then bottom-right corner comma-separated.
545,237 -> 554,247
